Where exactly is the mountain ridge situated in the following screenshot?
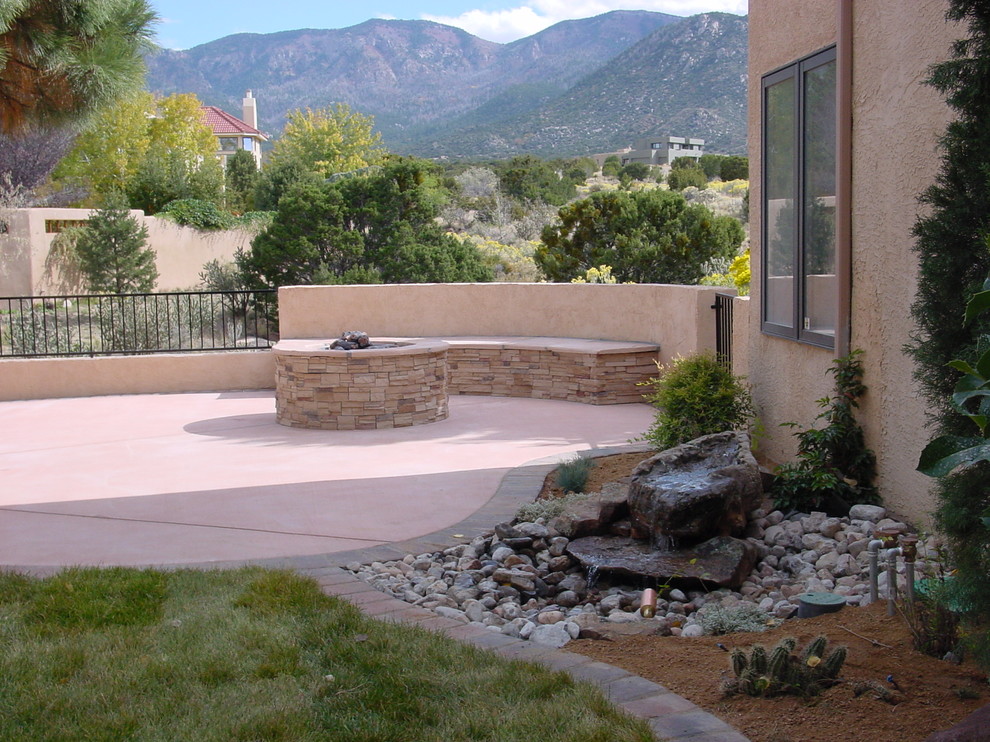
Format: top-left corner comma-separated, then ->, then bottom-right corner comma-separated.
145,11 -> 747,158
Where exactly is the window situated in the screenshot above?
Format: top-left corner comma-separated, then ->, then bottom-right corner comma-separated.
761,46 -> 836,348
218,136 -> 238,151
242,137 -> 254,151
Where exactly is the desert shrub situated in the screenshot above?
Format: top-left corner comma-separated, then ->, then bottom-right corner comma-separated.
771,350 -> 878,514
723,636 -> 846,697
641,353 -> 756,450
159,199 -> 234,230
619,163 -> 652,181
699,603 -> 772,635
667,165 -> 708,191
516,491 -> 594,522
555,455 -> 596,493
601,156 -> 621,177
5,306 -> 85,356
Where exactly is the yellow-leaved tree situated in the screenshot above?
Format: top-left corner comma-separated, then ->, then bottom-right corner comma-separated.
270,103 -> 384,178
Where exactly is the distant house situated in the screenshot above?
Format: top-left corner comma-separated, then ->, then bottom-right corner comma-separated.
200,90 -> 267,168
621,136 -> 705,167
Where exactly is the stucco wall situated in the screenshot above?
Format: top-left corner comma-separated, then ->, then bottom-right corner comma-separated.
277,283 -> 724,366
0,351 -> 274,401
748,0 -> 958,526
0,208 -> 254,296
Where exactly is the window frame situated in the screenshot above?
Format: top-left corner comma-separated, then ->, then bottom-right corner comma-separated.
760,45 -> 837,349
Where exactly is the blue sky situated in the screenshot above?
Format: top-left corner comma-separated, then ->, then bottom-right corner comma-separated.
151,0 -> 747,50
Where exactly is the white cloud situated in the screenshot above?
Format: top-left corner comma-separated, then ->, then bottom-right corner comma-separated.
423,1 -> 747,43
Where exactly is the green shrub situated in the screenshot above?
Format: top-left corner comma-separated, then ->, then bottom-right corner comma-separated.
159,199 -> 234,230
641,353 -> 755,450
667,165 -> 708,191
723,636 -> 846,698
771,350 -> 878,514
555,455 -> 596,493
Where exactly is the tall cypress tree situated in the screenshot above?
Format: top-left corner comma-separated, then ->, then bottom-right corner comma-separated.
908,0 -> 990,666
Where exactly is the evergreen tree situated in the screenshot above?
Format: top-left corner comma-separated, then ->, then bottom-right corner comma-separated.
239,158 -> 492,288
0,0 -> 156,133
75,195 -> 157,293
536,189 -> 743,284
224,149 -> 258,213
908,0 -> 990,668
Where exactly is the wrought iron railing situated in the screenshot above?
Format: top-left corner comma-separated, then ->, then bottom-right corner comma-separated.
712,292 -> 734,369
0,290 -> 277,358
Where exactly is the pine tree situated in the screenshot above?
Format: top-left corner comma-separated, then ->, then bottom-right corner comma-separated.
75,195 -> 157,293
0,0 -> 156,133
908,0 -> 990,669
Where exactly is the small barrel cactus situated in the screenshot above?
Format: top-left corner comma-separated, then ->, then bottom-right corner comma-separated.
723,635 -> 847,698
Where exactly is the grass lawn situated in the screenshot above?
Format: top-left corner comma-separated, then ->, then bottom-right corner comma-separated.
0,567 -> 653,742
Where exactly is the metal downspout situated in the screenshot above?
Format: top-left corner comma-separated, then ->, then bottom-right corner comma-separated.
836,0 -> 853,356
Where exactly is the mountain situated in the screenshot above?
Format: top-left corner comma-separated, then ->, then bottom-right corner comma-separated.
423,13 -> 749,158
145,11 -> 747,159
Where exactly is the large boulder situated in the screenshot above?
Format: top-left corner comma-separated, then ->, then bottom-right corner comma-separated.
628,431 -> 762,546
566,535 -> 760,590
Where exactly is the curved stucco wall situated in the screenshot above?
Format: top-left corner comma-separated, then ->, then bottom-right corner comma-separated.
277,282 -> 727,366
748,0 -> 958,526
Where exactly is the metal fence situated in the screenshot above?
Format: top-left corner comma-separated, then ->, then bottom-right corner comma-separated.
711,293 -> 734,369
0,290 -> 277,358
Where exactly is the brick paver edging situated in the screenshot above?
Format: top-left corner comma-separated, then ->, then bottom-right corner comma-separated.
290,444 -> 752,742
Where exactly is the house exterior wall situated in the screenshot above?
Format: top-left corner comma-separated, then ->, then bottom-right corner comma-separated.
0,208 -> 256,296
747,0 -> 959,526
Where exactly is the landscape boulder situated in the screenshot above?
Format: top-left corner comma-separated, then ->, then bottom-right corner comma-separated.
628,431 -> 762,546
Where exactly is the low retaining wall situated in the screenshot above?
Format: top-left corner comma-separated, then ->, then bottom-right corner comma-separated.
278,283 -> 724,365
0,351 -> 274,401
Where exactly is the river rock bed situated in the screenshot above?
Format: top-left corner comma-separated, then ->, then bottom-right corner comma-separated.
346,503 -> 938,649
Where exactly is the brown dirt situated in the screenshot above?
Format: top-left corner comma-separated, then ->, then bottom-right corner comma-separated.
540,454 -> 988,742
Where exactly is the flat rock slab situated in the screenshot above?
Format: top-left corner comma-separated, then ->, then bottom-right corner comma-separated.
566,535 -> 760,589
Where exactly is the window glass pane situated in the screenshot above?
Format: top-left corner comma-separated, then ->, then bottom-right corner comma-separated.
803,59 -> 836,336
242,137 -> 254,151
218,137 -> 238,151
764,76 -> 796,328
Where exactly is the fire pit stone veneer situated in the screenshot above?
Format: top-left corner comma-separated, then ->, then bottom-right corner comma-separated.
273,338 -> 449,430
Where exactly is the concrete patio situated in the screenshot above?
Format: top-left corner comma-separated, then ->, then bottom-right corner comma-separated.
0,391 -> 653,569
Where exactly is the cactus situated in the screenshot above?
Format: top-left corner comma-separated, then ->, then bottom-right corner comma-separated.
730,647 -> 748,677
767,644 -> 792,680
821,645 -> 847,679
749,644 -> 768,675
802,635 -> 828,661
724,635 -> 847,698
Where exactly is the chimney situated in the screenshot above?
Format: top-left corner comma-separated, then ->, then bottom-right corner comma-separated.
242,90 -> 257,130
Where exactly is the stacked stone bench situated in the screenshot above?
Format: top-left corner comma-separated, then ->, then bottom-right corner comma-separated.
438,336 -> 659,406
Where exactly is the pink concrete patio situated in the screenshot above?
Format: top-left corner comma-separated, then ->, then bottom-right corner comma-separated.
0,391 -> 653,568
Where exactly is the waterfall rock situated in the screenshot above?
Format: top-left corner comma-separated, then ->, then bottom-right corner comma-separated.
628,431 -> 762,545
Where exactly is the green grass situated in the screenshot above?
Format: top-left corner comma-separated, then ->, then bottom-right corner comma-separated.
0,567 -> 653,742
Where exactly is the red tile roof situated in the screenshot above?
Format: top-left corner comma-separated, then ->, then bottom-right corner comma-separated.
199,106 -> 266,139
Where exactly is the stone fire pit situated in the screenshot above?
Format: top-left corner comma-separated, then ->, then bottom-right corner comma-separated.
273,337 -> 449,430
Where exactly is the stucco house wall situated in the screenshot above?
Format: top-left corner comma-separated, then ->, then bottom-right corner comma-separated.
747,0 -> 959,526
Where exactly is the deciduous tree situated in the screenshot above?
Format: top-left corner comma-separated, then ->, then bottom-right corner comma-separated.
268,103 -> 384,179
